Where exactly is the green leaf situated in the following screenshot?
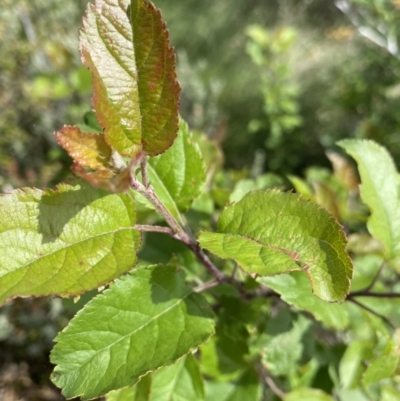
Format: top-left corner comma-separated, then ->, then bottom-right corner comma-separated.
106,387 -> 139,401
339,340 -> 373,389
259,272 -> 349,329
200,296 -> 252,380
144,354 -> 205,401
339,140 -> 400,260
205,368 -> 261,401
50,265 -> 215,400
362,336 -> 400,386
198,190 -> 352,302
284,388 -> 335,401
257,314 -> 311,376
54,125 -> 113,171
229,174 -> 284,203
145,119 -> 206,219
80,0 -> 180,156
106,375 -> 152,401
106,354 -> 204,401
139,232 -> 203,280
382,385 -> 400,401
0,183 -> 140,305
192,131 -> 224,184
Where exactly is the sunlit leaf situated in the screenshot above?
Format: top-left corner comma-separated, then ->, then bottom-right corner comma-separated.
339,340 -> 373,389
144,119 -> 206,219
199,190 -> 352,302
55,125 -> 112,170
0,183 -> 140,305
51,265 -> 215,400
106,386 -> 139,401
80,0 -> 180,156
284,388 -> 335,401
106,355 -> 204,401
339,140 -> 400,260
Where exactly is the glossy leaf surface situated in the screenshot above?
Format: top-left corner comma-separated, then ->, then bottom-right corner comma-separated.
0,183 -> 140,305
51,265 -> 215,399
339,140 -> 400,260
80,0 -> 180,156
145,119 -> 206,219
199,190 -> 352,302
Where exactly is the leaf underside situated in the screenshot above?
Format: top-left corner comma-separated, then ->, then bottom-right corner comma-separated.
51,264 -> 215,400
198,190 -> 352,302
0,183 -> 140,305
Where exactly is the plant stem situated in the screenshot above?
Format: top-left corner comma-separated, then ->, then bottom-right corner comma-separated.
140,158 -> 150,188
193,280 -> 220,293
134,224 -> 175,236
130,159 -> 228,283
347,298 -> 395,330
130,175 -> 182,235
350,261 -> 386,295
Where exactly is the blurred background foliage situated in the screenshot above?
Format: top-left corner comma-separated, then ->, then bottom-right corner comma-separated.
3,0 -> 400,189
2,0 -> 400,399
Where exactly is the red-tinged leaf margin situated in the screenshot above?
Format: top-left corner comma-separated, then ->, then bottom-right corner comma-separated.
55,125 -> 113,171
80,0 -> 180,157
198,190 -> 353,302
0,183 -> 141,305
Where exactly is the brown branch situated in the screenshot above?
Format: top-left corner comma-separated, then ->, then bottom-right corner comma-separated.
348,291 -> 400,298
130,162 -> 228,283
130,175 -> 183,235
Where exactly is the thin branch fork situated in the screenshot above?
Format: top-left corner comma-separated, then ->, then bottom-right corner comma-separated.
131,158 -> 229,284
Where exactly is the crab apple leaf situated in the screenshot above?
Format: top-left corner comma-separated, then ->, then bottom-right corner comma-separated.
339,140 -> 400,260
198,190 -> 352,302
0,183 -> 140,305
133,354 -> 205,401
284,388 -> 335,401
205,368 -> 261,401
55,125 -> 113,170
80,0 -> 180,157
145,119 -> 206,219
339,340 -> 373,389
106,375 -> 152,401
362,335 -> 400,386
106,387 -> 139,401
71,163 -> 134,193
50,265 -> 215,400
259,272 -> 349,329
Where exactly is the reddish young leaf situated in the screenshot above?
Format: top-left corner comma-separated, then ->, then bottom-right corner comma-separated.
55,125 -> 113,170
80,0 -> 180,157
